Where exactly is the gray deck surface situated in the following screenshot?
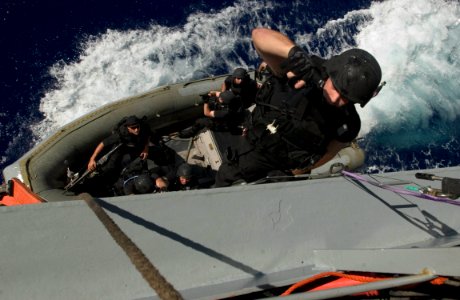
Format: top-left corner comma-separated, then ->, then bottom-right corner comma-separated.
2,167 -> 460,299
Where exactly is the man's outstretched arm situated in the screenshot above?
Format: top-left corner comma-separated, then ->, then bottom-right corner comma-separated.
251,28 -> 295,77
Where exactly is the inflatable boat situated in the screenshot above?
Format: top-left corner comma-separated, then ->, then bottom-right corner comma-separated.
0,73 -> 365,205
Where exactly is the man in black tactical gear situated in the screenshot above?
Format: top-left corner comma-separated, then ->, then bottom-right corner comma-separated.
214,28 -> 383,187
220,67 -> 259,108
168,163 -> 203,191
113,157 -> 169,195
179,90 -> 244,138
86,115 -> 151,190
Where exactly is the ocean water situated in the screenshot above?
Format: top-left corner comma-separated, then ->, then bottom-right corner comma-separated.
1,0 -> 459,181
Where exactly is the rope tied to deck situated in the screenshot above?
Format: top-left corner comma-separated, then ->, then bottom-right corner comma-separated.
79,193 -> 183,300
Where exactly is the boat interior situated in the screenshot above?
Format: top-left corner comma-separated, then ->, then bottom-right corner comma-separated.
1,75 -> 218,201
4,73 -> 364,202
66,127 -> 249,198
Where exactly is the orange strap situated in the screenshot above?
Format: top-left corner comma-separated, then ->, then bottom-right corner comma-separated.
282,271 -> 448,296
281,272 -> 389,296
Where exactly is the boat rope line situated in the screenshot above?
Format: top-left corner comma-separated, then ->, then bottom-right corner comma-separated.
79,193 -> 183,300
342,171 -> 460,207
98,198 -> 277,291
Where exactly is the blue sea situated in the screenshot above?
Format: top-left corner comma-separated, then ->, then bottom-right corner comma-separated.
1,0 -> 459,182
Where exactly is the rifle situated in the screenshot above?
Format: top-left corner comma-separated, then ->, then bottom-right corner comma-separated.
64,143 -> 123,191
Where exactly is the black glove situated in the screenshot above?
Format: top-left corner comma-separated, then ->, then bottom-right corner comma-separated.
280,46 -> 323,88
200,93 -> 210,103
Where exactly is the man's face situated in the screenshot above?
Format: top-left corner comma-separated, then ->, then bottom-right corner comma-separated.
233,77 -> 242,85
179,176 -> 191,185
127,124 -> 140,135
323,78 -> 350,108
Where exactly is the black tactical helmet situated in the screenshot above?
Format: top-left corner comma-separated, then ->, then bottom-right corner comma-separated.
219,90 -> 236,104
232,68 -> 247,79
324,49 -> 382,107
125,115 -> 140,126
134,174 -> 155,194
176,163 -> 192,179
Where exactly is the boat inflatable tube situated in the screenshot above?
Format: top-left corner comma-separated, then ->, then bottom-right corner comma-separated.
310,142 -> 365,177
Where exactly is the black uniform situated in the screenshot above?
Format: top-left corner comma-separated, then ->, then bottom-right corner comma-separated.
168,164 -> 214,191
180,92 -> 244,138
113,158 -> 154,195
224,74 -> 258,108
81,116 -> 152,196
98,118 -> 151,178
215,67 -> 360,187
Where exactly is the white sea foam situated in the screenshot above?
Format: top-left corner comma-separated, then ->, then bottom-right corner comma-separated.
355,0 -> 460,137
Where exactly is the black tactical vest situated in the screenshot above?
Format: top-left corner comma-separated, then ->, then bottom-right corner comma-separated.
247,76 -> 328,169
